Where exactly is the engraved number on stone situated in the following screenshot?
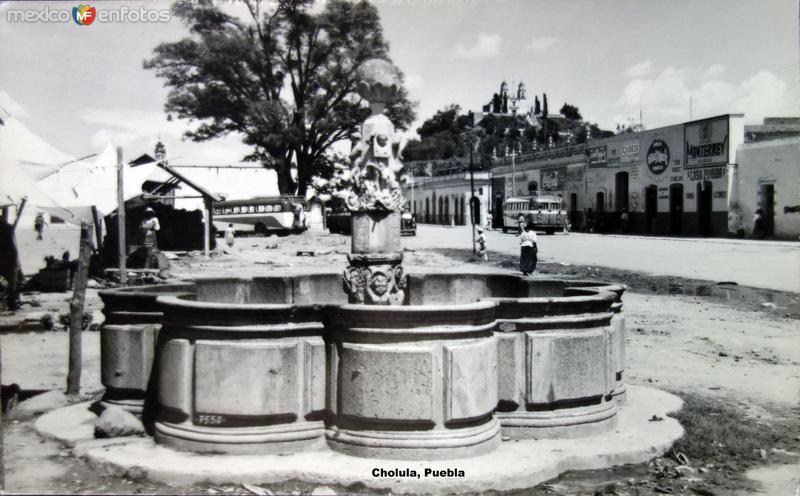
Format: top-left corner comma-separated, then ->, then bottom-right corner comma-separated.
197,415 -> 224,425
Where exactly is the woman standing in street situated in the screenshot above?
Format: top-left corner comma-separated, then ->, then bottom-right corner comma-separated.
519,223 -> 538,276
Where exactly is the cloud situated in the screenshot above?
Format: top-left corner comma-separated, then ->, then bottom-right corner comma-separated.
613,66 -> 791,127
702,64 -> 726,81
623,61 -> 654,79
80,108 -> 186,140
89,128 -> 138,148
0,90 -> 30,118
454,33 -> 502,59
525,37 -> 558,53
405,74 -> 423,91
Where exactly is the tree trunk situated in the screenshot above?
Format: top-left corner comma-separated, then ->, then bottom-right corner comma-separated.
274,158 -> 296,196
66,222 -> 92,395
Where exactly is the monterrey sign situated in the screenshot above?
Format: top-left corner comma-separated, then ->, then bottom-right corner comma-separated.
685,117 -> 729,168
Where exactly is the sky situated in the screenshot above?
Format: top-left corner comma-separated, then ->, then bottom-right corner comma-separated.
0,0 -> 798,164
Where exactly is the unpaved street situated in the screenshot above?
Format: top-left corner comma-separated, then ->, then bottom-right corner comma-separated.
406,225 -> 800,293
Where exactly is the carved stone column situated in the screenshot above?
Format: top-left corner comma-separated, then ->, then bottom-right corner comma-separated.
342,59 -> 407,305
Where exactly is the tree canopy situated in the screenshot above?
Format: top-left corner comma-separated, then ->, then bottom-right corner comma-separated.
145,0 -> 415,195
559,103 -> 582,121
404,99 -> 614,168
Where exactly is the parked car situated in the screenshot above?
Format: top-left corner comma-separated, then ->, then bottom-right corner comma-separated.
401,211 -> 417,236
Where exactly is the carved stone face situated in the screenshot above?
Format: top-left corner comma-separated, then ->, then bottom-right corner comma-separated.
369,272 -> 390,296
376,135 -> 388,148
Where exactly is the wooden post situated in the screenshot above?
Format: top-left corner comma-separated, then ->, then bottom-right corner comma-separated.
116,147 -> 127,286
203,198 -> 210,259
11,196 -> 26,230
66,222 -> 91,395
91,205 -> 103,263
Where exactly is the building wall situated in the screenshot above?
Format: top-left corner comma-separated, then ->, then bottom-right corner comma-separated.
404,173 -> 492,227
734,138 -> 800,239
491,114 -> 745,236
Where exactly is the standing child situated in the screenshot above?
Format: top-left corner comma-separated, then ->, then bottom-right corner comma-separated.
476,228 -> 488,261
224,223 -> 236,248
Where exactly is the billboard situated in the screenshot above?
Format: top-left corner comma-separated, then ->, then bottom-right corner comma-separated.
620,141 -> 640,163
645,139 -> 670,175
588,145 -> 607,167
540,166 -> 566,191
684,116 -> 729,168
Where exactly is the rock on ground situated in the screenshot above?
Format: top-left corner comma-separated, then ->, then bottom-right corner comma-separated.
94,405 -> 144,438
13,389 -> 69,419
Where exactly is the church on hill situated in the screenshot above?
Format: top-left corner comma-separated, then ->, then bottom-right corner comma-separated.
476,80 -> 550,128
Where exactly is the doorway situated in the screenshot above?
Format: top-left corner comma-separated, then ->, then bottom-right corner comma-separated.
470,196 -> 481,225
697,181 -> 712,236
569,192 -> 578,230
669,184 -> 683,235
761,184 -> 775,237
596,192 -> 605,212
615,172 -> 629,212
645,185 -> 658,234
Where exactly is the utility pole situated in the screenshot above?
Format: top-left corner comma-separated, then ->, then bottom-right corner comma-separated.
510,146 -> 518,196
469,139 -> 477,254
116,147 -> 127,286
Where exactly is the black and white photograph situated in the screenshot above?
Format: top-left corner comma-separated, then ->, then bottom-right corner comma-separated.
0,0 -> 798,494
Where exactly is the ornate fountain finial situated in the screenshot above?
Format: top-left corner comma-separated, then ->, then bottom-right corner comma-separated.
346,58 -> 406,213
342,58 -> 407,305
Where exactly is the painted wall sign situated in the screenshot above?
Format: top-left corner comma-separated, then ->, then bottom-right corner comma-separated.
540,166 -> 567,191
646,139 -> 670,175
588,145 -> 608,167
688,166 -> 727,181
621,141 -> 640,163
684,117 -> 729,168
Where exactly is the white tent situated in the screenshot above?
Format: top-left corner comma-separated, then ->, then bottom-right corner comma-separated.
0,114 -> 75,180
0,115 -> 76,222
38,145 -> 158,217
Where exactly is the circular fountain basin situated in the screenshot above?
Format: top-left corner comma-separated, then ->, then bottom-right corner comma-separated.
135,272 -> 624,458
99,283 -> 195,414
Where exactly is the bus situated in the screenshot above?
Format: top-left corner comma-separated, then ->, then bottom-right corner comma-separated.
502,195 -> 567,235
212,196 -> 309,236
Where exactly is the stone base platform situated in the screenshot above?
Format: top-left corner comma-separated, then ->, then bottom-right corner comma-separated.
35,386 -> 683,495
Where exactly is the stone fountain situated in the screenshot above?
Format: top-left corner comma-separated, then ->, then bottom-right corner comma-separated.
72,58 -> 683,492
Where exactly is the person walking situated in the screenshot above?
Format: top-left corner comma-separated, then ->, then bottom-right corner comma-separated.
476,228 -> 488,261
224,223 -> 236,248
519,223 -> 538,276
34,212 -> 46,240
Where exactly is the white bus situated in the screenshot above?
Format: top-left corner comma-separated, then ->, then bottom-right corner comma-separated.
212,196 -> 309,236
502,195 -> 567,235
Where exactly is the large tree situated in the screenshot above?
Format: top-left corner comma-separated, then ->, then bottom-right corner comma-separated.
145,0 -> 415,195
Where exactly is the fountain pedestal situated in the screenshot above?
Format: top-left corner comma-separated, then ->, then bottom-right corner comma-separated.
343,211 -> 405,304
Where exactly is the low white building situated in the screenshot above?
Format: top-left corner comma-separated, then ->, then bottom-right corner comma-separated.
733,137 -> 800,239
404,171 -> 492,227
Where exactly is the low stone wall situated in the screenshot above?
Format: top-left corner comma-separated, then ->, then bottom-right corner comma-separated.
99,283 -> 195,414
98,273 -> 627,459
